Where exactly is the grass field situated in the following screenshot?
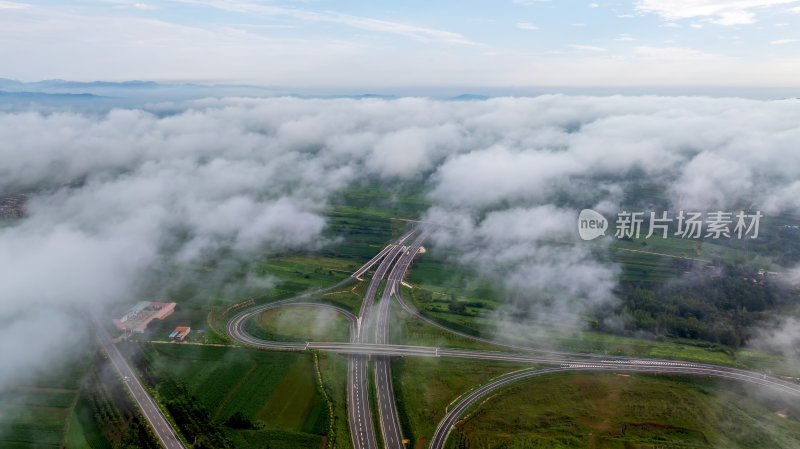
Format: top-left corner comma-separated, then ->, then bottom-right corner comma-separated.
446,372 -> 800,449
609,234 -> 755,283
252,256 -> 354,303
0,354 -> 90,449
68,395 -> 110,449
389,299 -> 506,351
253,304 -> 351,343
392,357 -> 536,449
317,352 -> 353,449
147,343 -> 332,448
257,356 -> 327,433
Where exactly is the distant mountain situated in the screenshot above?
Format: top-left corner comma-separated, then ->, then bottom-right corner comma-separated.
0,90 -> 102,99
349,93 -> 398,99
0,78 -> 190,94
448,93 -> 490,101
0,78 -> 522,103
31,79 -> 160,89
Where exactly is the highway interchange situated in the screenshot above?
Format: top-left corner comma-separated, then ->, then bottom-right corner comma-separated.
102,227 -> 800,449
226,228 -> 800,449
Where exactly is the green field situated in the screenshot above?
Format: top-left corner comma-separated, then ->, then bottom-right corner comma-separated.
253,304 -> 351,343
446,372 -> 800,449
251,256 -> 354,304
147,343 -> 336,448
392,357 -> 536,448
389,299 -> 506,351
318,352 -> 353,449
0,355 -> 89,449
609,234 -> 756,283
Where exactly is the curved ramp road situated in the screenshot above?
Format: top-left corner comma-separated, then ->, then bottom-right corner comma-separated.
94,322 -> 186,449
226,300 -> 357,351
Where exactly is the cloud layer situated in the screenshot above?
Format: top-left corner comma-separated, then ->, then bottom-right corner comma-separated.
2,95 -> 800,387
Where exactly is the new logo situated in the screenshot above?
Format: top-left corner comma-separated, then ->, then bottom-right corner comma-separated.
578,209 -> 608,241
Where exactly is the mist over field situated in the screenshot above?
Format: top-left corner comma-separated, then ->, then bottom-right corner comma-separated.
3,95 -> 800,388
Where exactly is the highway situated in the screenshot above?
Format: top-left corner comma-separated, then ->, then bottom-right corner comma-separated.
373,231 -> 427,449
349,229 -> 415,449
94,321 -> 186,449
224,230 -> 800,449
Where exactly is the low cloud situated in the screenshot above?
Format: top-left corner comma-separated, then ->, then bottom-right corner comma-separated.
423,205 -> 619,338
750,316 -> 800,372
2,95 -> 800,388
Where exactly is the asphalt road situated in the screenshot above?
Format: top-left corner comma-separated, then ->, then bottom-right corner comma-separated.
348,230 -> 415,449
94,322 -> 186,449
372,232 -> 427,449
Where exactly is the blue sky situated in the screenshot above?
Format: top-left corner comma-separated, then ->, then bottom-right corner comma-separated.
2,0 -> 800,87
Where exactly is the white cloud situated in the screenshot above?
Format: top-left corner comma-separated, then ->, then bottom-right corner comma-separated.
771,38 -> 800,44
424,205 -> 619,333
709,9 -> 755,24
3,95 -> 800,386
176,0 -> 478,45
0,0 -> 27,8
517,21 -> 539,30
750,316 -> 800,369
634,45 -> 715,60
615,33 -> 637,41
132,2 -> 160,10
570,44 -> 608,51
637,0 -> 800,25
431,146 -> 581,208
